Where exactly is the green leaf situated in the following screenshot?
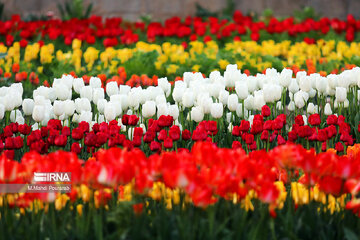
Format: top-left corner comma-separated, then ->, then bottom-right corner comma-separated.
344,227 -> 358,240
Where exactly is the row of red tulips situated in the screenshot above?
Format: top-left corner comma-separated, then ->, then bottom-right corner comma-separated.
0,106 -> 358,160
2,11 -> 360,47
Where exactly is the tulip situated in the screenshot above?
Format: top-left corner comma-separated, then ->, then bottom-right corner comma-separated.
93,88 -> 104,104
324,103 -> 332,115
104,103 -> 117,122
210,102 -> 223,119
22,99 -> 34,116
75,98 -> 91,113
64,100 -> 75,116
227,94 -> 238,111
55,83 -> 71,100
235,81 -> 248,100
89,77 -> 102,89
73,78 -> 85,94
335,87 -> 347,103
191,106 -> 204,122
306,103 -> 316,114
53,100 -> 64,117
142,101 -> 156,118
169,104 -> 179,120
32,105 -> 45,122
289,79 -> 299,93
119,85 -> 131,95
219,90 -> 229,106
106,81 -> 119,97
80,86 -> 93,101
182,90 -> 194,108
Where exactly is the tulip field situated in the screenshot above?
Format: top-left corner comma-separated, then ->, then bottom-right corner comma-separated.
2,10 -> 360,239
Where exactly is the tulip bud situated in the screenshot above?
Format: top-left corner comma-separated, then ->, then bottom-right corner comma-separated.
253,92 -> 265,111
191,106 -> 204,122
32,105 -> 45,122
211,102 -> 223,119
244,95 -> 254,110
106,81 -> 119,97
279,68 -> 292,87
3,96 -> 15,111
142,101 -> 156,118
22,99 -> 34,116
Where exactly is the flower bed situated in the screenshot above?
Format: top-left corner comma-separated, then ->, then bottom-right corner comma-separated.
2,10 -> 360,239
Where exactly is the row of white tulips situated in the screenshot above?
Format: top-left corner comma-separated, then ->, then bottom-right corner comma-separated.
0,64 -> 359,130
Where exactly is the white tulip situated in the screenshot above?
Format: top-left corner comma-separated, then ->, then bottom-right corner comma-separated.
235,81 -> 248,100
227,94 -> 238,111
299,76 -> 311,92
157,103 -> 168,118
169,104 -> 179,120
201,97 -> 213,114
158,77 -> 170,94
79,111 -> 92,124
97,99 -> 107,114
53,100 -> 64,116
80,86 -> 93,101
287,101 -> 295,111
156,95 -> 167,105
75,98 -> 91,113
89,77 -> 101,88
219,90 -> 229,106
182,90 -> 195,108
106,81 -> 119,97
32,105 -> 45,122
276,101 -> 283,110
142,101 -> 156,118
73,78 -> 85,94
104,103 -> 116,122
119,85 -> 131,95
93,88 -> 104,104
191,106 -> 204,122
64,100 -> 75,116
335,87 -> 347,103
210,102 -> 223,119
253,92 -> 265,111
55,83 -> 71,100
3,96 -> 15,111
316,77 -> 327,94
22,99 -> 34,116
244,95 -> 254,110
289,78 -> 299,93
324,103 -> 332,115
10,110 -> 22,122
279,68 -> 292,87
307,103 -> 316,114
